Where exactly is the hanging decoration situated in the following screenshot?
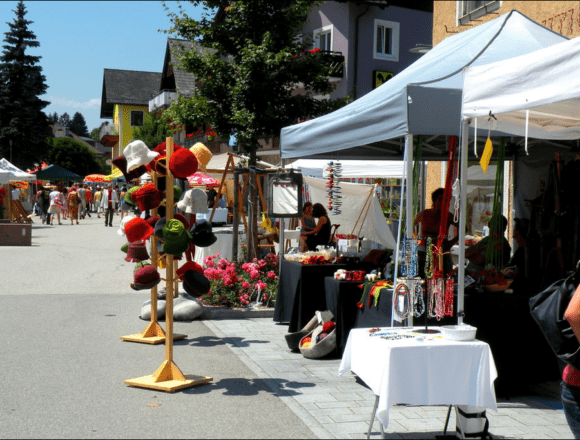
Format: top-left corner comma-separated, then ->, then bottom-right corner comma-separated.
325,160 -> 342,215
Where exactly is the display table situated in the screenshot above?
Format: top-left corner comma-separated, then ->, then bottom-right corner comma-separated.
193,227 -> 244,266
274,259 -> 346,330
339,328 -> 498,430
197,208 -> 228,224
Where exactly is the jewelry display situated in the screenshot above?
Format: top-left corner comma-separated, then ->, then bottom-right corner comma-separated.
393,283 -> 411,320
444,276 -> 454,317
425,237 -> 434,279
326,160 -> 342,215
413,279 -> 425,318
434,278 -> 445,320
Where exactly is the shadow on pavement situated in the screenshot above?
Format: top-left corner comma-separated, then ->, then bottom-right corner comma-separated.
181,377 -> 316,397
175,335 -> 270,348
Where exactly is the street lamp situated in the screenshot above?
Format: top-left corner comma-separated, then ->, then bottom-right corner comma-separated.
409,44 -> 432,54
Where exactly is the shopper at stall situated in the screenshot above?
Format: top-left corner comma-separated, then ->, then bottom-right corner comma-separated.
300,203 -> 331,251
502,218 -> 529,291
465,214 -> 511,278
563,283 -> 580,438
61,187 -> 68,220
299,202 -> 315,252
67,187 -> 80,225
413,188 -> 459,276
206,186 -> 217,208
47,186 -> 63,225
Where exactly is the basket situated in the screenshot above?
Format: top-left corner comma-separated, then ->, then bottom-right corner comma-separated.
483,279 -> 513,292
299,325 -> 337,359
440,325 -> 477,341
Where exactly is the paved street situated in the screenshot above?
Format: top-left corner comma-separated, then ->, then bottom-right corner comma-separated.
0,214 -> 575,439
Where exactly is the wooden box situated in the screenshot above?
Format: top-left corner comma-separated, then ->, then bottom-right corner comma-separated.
0,222 -> 31,246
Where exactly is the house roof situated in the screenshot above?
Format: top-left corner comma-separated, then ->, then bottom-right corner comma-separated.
100,69 -> 162,119
161,39 -> 217,97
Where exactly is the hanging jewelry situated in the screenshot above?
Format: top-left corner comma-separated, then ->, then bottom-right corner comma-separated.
409,239 -> 418,278
413,279 -> 425,318
427,278 -> 436,319
444,276 -> 454,317
400,237 -> 408,278
425,237 -> 434,279
434,278 -> 445,321
393,283 -> 411,320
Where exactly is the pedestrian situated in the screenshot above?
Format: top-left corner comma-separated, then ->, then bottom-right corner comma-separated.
77,184 -> 87,219
119,186 -> 130,221
85,185 -> 92,218
563,283 -> 580,438
34,186 -> 45,222
40,184 -> 51,224
11,184 -> 20,202
101,184 -> 118,227
61,187 -> 68,220
47,185 -> 63,225
94,186 -> 103,219
114,185 -> 120,215
67,187 -> 80,225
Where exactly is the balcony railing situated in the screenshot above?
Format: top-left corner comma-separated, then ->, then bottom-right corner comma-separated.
320,50 -> 344,79
149,90 -> 178,112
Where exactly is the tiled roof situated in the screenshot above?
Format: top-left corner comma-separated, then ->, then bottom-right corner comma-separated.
100,69 -> 162,119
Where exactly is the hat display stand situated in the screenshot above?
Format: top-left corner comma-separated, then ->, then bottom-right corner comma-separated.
120,172 -> 186,345
124,137 -> 212,392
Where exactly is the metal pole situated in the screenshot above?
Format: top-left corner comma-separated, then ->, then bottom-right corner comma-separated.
233,169 -> 240,262
457,119 -> 470,325
405,134 -> 414,239
278,160 -> 285,264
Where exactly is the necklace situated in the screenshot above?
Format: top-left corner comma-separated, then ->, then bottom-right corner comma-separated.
425,237 -> 434,279
434,278 -> 445,320
409,239 -> 418,278
413,279 -> 425,317
444,276 -> 454,317
393,283 -> 411,319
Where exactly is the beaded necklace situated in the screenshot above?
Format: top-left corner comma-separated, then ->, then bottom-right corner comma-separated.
393,283 -> 411,319
424,237 -> 434,279
444,277 -> 454,317
409,239 -> 418,278
413,280 -> 425,318
434,278 -> 445,320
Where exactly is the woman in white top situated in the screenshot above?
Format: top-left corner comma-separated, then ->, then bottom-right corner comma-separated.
47,185 -> 63,225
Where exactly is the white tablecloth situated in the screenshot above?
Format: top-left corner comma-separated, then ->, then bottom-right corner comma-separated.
338,328 -> 498,429
197,208 -> 228,224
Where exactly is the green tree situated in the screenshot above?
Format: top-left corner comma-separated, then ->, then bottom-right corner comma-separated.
48,111 -> 59,125
46,137 -> 103,177
58,112 -> 71,127
89,127 -> 100,141
69,112 -> 89,137
132,110 -> 174,149
0,0 -> 51,168
164,0 -> 350,259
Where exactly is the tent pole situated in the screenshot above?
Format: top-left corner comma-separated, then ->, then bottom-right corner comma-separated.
405,135 -> 414,239
279,160 -> 285,266
458,119 -> 470,325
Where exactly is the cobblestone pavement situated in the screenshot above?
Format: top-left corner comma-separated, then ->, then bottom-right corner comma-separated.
204,318 -> 574,439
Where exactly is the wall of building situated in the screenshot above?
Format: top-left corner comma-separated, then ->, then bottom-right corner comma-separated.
434,1 -> 578,45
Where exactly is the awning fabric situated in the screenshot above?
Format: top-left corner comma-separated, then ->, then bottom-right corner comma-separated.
286,159 -> 405,179
280,10 -> 567,160
462,36 -> 580,140
0,158 -> 36,183
33,164 -> 82,181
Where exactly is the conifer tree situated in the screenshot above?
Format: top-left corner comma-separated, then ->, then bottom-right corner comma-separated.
0,1 -> 50,168
70,112 -> 89,137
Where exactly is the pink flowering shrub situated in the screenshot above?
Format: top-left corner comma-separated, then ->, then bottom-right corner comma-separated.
201,253 -> 279,308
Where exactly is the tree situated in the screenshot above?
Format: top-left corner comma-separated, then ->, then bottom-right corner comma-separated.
0,0 -> 51,168
47,111 -> 59,125
69,112 -> 89,137
46,137 -> 104,177
89,127 -> 100,141
132,110 -> 174,149
164,0 -> 350,259
58,112 -> 71,127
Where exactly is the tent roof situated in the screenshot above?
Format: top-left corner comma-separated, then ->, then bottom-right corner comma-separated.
206,153 -> 275,172
33,164 -> 82,181
0,158 -> 36,183
462,36 -> 580,140
280,10 -> 567,160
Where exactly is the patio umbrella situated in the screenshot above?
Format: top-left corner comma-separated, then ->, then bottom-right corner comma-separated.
187,172 -> 220,187
85,174 -> 112,183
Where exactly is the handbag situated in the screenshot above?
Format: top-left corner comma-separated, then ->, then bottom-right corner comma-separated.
529,266 -> 580,370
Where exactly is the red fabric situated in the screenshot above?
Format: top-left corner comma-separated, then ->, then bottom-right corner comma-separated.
563,365 -> 580,387
437,135 -> 457,252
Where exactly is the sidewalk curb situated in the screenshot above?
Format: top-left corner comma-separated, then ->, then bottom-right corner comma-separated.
200,306 -> 274,320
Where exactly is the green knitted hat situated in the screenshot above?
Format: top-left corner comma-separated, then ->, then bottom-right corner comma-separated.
125,186 -> 140,206
161,219 -> 191,257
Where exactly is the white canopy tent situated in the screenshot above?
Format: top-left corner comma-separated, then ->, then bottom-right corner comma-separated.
304,176 -> 396,250
0,159 -> 36,184
285,159 -> 405,179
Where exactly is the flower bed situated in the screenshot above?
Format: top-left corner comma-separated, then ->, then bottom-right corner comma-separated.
201,253 -> 279,308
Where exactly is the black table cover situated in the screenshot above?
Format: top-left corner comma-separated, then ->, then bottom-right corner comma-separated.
324,278 -> 364,355
274,260 -> 347,331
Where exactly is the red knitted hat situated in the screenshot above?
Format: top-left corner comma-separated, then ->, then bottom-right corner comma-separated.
131,265 -> 161,291
145,215 -> 161,229
169,148 -> 198,179
125,241 -> 150,263
124,217 -> 154,243
176,261 -> 205,281
112,156 -> 148,182
174,212 -> 189,230
134,184 -> 164,212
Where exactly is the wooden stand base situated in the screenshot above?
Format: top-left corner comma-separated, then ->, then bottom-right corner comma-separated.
120,322 -> 187,345
124,360 -> 212,393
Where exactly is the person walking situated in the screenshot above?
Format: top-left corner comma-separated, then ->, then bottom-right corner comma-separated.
563,283 -> 580,438
101,184 -> 118,227
67,187 -> 80,225
47,186 -> 63,225
94,186 -> 103,219
77,184 -> 87,220
85,185 -> 92,218
61,187 -> 68,220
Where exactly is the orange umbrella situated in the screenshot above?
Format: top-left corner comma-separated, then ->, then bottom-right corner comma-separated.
84,174 -> 112,183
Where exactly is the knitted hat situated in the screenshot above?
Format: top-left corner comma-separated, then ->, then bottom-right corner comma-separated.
176,188 -> 208,214
182,270 -> 211,297
117,215 -> 137,236
125,186 -> 140,206
125,241 -> 150,263
189,142 -> 212,173
124,217 -> 154,243
144,215 -> 161,230
190,219 -> 217,248
124,140 -> 159,172
134,261 -> 152,274
154,217 -> 167,239
120,242 -> 130,254
131,265 -> 161,291
176,261 -> 205,281
169,148 -> 198,178
174,212 -> 189,230
134,183 -> 165,212
161,219 -> 192,257
154,141 -> 183,156
112,156 -> 147,182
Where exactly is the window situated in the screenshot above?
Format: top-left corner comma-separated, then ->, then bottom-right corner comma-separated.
374,19 -> 400,62
457,1 -> 500,25
130,110 -> 144,127
313,25 -> 333,52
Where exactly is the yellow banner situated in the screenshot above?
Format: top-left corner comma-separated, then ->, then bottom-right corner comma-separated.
480,137 -> 493,174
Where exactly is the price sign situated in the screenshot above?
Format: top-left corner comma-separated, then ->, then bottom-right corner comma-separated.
480,137 -> 493,174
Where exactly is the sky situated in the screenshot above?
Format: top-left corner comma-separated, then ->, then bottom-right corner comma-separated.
0,1 -> 206,133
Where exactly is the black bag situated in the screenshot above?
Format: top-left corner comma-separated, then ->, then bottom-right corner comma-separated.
529,267 -> 580,370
